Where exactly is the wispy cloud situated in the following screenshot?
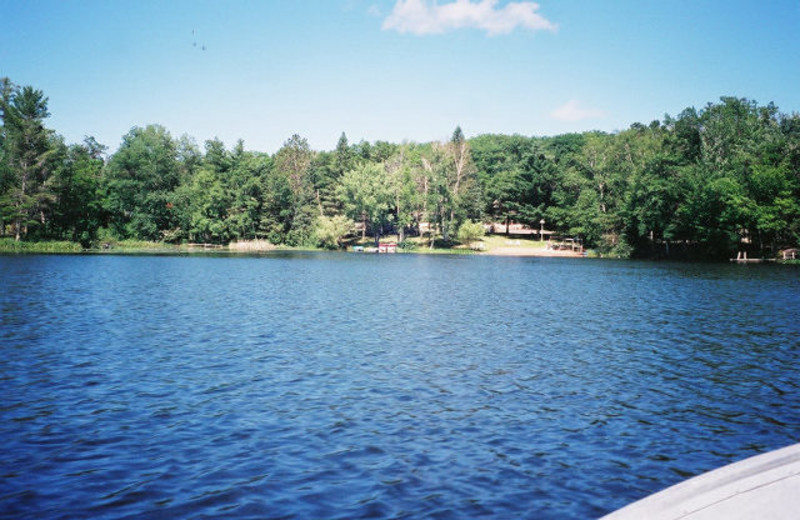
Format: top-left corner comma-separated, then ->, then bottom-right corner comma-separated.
382,0 -> 557,36
549,100 -> 606,122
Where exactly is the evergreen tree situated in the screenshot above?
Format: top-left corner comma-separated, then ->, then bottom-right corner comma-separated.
273,134 -> 316,246
1,84 -> 55,240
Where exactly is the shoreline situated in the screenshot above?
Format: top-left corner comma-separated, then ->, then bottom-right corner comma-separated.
4,240 -> 797,263
482,246 -> 585,258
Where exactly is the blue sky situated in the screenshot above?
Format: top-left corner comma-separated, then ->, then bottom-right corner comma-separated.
2,0 -> 799,153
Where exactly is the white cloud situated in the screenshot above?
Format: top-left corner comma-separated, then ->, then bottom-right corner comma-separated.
549,100 -> 606,122
382,0 -> 557,36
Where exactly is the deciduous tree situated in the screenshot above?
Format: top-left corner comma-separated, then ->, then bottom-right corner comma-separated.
104,125 -> 180,240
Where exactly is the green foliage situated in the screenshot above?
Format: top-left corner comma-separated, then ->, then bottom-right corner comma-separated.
472,134 -> 561,231
314,214 -> 355,249
0,81 -> 55,240
0,238 -> 82,253
336,162 -> 391,241
457,220 -> 485,247
272,134 -> 317,245
103,125 -> 180,240
603,237 -> 634,258
48,138 -> 106,246
2,78 -> 798,259
397,240 -> 417,251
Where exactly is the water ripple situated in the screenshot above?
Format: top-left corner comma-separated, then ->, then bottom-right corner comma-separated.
1,255 -> 798,519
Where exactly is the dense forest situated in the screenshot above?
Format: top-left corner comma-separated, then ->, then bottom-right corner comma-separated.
2,77 -> 799,259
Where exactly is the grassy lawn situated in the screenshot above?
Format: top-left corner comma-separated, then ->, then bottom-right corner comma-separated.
345,233 -> 551,254
480,234 -> 549,251
103,239 -> 168,250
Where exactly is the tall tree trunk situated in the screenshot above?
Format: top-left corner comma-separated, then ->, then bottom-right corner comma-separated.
15,168 -> 28,241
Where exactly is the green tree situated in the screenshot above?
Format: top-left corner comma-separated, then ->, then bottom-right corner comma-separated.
400,143 -> 437,242
314,214 -> 355,249
384,147 -> 421,243
186,168 -> 230,243
665,108 -> 702,164
471,134 -> 531,233
337,162 -> 391,243
444,126 -> 480,236
311,132 -> 356,217
104,125 -> 180,240
226,150 -> 272,241
457,220 -> 485,248
621,156 -> 681,256
567,132 -> 629,252
259,159 -> 293,244
273,134 -> 317,246
1,83 -> 54,240
308,150 -> 337,217
419,142 -> 452,245
183,138 -> 235,243
49,137 -> 106,245
679,97 -> 793,257
334,131 -> 355,177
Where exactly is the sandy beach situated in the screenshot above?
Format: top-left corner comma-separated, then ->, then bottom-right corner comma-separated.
483,246 -> 585,257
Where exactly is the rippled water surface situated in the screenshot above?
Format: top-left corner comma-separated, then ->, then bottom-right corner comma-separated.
1,253 -> 799,519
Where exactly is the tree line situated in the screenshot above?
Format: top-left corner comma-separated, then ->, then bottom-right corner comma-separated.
2,77 -> 799,259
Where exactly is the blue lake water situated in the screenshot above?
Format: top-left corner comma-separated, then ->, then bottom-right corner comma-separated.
1,253 -> 799,519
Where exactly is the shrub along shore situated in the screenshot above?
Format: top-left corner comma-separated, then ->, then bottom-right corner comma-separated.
0,238 -> 83,253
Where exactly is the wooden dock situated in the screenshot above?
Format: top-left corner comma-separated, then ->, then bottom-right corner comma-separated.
730,251 -> 772,263
730,258 -> 767,263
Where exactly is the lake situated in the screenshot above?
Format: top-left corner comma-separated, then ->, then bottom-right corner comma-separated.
1,253 -> 798,519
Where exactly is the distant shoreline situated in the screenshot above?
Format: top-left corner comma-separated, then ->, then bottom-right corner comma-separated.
483,246 -> 584,257
4,239 -> 798,264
